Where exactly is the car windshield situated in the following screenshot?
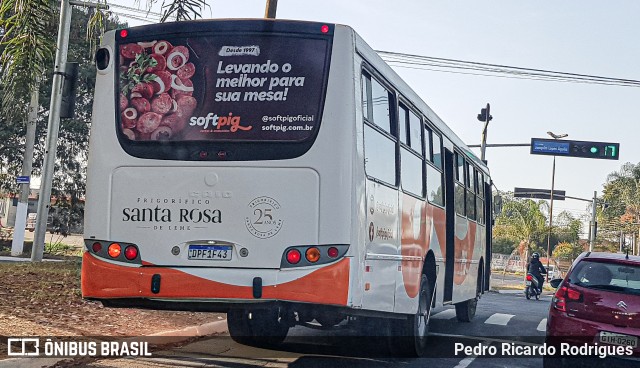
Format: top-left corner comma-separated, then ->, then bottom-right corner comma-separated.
568,260 -> 640,295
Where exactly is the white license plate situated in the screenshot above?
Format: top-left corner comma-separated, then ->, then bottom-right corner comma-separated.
188,245 -> 232,260
526,281 -> 531,286
600,331 -> 638,348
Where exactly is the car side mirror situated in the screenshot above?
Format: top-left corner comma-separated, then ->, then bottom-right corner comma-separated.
549,278 -> 563,288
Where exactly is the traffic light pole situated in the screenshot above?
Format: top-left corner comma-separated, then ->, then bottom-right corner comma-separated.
479,103 -> 490,162
545,156 -> 556,282
32,0 -> 72,261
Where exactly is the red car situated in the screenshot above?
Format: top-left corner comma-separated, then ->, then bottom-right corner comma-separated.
545,252 -> 640,367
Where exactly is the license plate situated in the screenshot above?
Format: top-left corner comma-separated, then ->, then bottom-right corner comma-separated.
188,245 -> 232,260
526,281 -> 531,286
600,331 -> 638,348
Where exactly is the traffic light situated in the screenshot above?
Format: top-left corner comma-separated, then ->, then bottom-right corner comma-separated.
60,62 -> 79,119
477,108 -> 493,122
530,138 -> 619,160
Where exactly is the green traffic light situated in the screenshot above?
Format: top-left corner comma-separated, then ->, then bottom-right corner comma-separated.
590,146 -> 599,154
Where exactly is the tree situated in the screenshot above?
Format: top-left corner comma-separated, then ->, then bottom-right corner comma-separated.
493,194 -> 549,258
599,162 -> 640,251
552,242 -> 583,262
144,0 -> 209,22
0,8 -> 126,230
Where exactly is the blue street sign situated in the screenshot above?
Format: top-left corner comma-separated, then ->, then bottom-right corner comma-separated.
16,176 -> 30,184
531,139 -> 570,155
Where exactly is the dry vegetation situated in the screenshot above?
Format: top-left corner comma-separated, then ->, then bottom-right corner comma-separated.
0,244 -> 222,338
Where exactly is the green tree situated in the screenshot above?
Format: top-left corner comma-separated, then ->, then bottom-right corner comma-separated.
552,241 -> 583,262
0,8 -> 126,230
493,193 -> 548,259
599,162 -> 640,247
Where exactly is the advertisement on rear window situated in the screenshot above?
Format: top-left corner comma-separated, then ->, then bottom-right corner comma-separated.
117,34 -> 330,142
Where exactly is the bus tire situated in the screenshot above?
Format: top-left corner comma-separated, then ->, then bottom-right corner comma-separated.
388,274 -> 431,357
227,309 -> 289,347
454,297 -> 477,322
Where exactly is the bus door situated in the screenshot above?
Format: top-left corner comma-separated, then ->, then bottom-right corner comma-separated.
362,181 -> 398,312
442,148 -> 456,303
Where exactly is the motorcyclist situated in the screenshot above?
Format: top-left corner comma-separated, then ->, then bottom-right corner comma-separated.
527,252 -> 547,294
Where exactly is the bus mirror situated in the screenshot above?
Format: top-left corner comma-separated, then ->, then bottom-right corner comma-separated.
60,62 -> 79,119
493,195 -> 503,215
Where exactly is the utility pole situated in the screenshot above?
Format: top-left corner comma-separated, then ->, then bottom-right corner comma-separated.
589,191 -> 597,252
32,0 -> 73,261
264,0 -> 278,18
11,88 -> 39,256
477,103 -> 492,162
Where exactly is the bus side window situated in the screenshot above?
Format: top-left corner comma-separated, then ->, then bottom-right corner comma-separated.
432,132 -> 442,169
454,152 -> 466,216
370,76 -> 392,134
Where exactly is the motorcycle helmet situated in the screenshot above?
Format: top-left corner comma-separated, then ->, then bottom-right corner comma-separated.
532,252 -> 540,259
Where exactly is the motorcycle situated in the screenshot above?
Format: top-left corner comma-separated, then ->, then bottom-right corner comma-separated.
525,273 -> 541,300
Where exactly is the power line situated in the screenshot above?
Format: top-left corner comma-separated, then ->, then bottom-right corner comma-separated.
376,50 -> 640,88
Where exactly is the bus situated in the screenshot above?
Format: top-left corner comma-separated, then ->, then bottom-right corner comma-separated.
82,19 -> 496,356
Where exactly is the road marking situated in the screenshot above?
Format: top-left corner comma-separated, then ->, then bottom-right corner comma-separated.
431,309 -> 457,319
484,313 -> 515,325
537,318 -> 547,332
453,340 -> 492,368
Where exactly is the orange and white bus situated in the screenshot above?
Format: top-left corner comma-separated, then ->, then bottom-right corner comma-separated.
82,19 -> 495,356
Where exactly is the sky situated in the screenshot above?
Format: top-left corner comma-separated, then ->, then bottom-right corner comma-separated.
109,0 -> 640,235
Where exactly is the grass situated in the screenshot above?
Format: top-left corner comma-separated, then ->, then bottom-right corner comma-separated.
0,239 -> 82,258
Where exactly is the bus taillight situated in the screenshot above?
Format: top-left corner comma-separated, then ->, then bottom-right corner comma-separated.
108,243 -> 122,258
124,245 -> 138,260
327,247 -> 339,258
286,249 -> 301,264
321,25 -> 329,33
305,247 -> 321,263
92,242 -> 102,253
120,29 -> 128,38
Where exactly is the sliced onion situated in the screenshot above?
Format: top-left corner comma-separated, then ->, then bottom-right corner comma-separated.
130,92 -> 142,98
138,41 -> 157,48
123,107 -> 137,119
153,41 -> 171,55
123,128 -> 136,140
171,99 -> 178,112
166,51 -> 187,71
171,74 -> 194,92
150,74 -> 166,94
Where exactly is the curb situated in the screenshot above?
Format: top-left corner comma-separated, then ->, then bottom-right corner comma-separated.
143,319 -> 229,344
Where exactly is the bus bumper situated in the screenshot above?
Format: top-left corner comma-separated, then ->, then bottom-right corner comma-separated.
81,252 -> 350,307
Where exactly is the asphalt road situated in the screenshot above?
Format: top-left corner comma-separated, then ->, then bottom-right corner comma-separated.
78,291 -> 553,368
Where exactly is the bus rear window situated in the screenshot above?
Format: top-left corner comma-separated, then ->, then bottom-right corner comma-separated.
116,29 -> 332,159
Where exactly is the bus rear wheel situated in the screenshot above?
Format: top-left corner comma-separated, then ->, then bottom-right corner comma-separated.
227,309 -> 289,347
388,274 -> 431,357
455,297 -> 477,322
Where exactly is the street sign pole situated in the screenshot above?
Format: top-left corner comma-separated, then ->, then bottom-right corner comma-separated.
546,155 -> 556,281
11,80 -> 39,257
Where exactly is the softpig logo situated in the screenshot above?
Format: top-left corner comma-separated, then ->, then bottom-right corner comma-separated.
189,112 -> 252,132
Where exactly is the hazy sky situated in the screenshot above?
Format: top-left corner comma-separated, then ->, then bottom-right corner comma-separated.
111,0 -> 640,232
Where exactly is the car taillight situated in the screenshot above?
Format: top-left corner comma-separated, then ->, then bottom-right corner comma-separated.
108,243 -> 121,258
286,249 -> 301,264
526,274 -> 533,281
124,245 -> 138,260
553,285 -> 583,312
